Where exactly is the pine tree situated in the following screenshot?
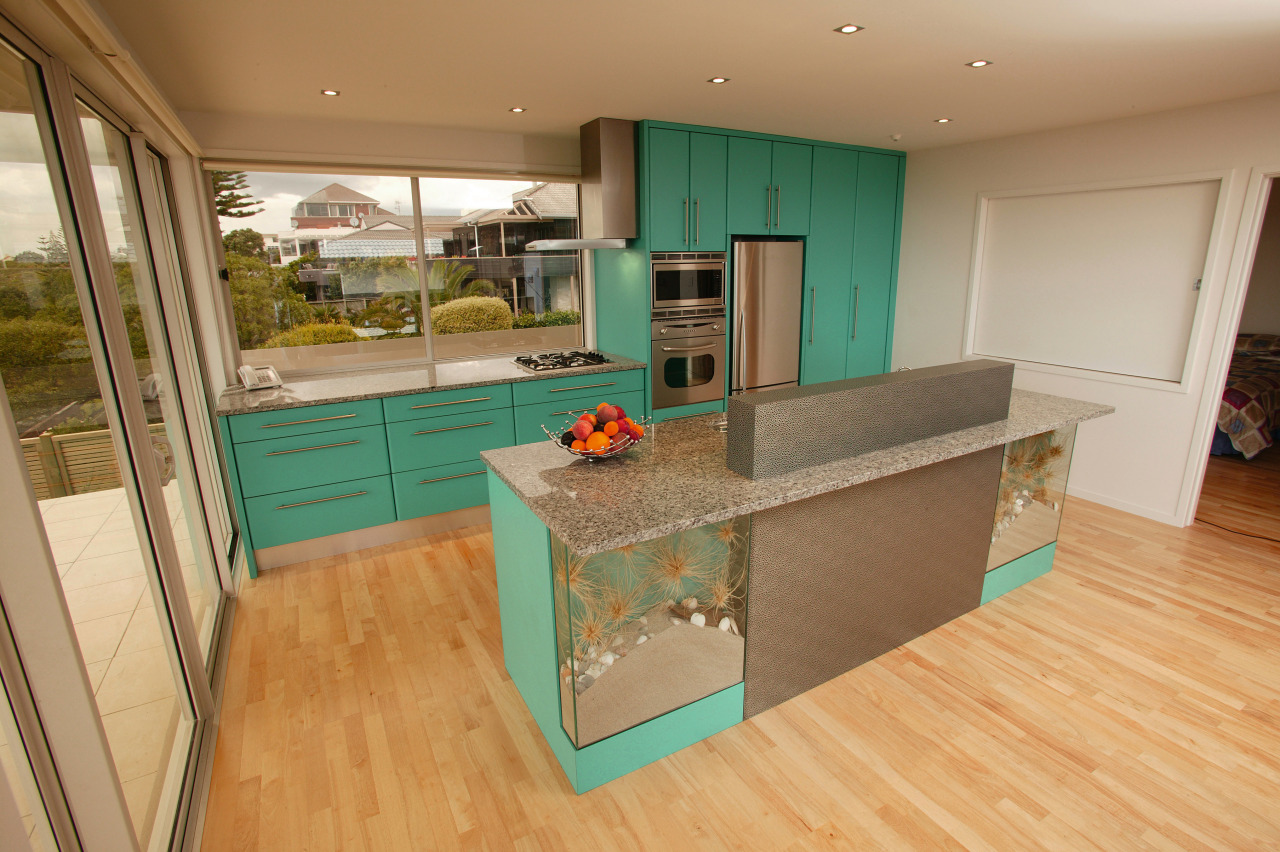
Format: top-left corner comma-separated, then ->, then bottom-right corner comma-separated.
211,170 -> 263,219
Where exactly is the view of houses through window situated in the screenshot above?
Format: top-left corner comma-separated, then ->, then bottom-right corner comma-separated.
214,171 -> 582,371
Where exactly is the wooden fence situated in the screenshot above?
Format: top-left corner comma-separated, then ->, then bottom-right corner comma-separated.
20,424 -> 166,500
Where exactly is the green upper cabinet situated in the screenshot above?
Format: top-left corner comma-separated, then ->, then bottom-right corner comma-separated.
845,152 -> 902,379
647,128 -> 727,251
726,138 -> 812,236
800,147 -> 858,386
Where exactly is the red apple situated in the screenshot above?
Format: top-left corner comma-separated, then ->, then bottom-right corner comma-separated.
597,404 -> 618,423
571,420 -> 594,441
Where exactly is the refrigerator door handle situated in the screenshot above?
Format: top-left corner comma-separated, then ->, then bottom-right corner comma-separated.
734,308 -> 746,392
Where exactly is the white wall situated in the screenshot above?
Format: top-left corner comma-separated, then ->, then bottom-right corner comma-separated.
1238,189 -> 1280,334
895,90 -> 1280,525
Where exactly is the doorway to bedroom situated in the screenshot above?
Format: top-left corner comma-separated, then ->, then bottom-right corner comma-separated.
1195,175 -> 1280,543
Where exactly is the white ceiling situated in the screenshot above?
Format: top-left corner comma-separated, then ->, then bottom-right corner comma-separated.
93,0 -> 1280,153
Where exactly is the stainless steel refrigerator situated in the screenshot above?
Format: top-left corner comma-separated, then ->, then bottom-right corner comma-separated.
731,239 -> 805,394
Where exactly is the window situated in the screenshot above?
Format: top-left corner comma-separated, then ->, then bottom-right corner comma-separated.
213,171 -> 583,373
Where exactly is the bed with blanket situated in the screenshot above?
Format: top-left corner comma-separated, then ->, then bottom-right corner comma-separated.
1212,333 -> 1280,459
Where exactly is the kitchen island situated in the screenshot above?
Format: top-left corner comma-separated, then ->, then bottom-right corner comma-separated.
481,387 -> 1112,792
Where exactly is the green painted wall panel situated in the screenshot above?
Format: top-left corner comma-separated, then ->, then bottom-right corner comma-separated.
981,542 -> 1057,605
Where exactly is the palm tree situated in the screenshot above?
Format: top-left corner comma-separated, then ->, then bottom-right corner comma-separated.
425,259 -> 496,306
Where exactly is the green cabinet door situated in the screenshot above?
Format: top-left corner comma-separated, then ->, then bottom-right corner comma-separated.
800,147 -> 857,385
726,136 -> 773,235
687,132 -> 727,250
770,142 -> 812,236
846,152 -> 901,378
648,127 -> 692,251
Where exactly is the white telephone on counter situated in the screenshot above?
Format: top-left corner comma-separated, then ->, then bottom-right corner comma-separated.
237,364 -> 283,390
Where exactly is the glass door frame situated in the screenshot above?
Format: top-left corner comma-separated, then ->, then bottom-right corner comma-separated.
0,13 -> 231,850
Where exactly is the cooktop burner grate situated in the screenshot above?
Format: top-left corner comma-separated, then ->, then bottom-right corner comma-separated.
513,350 -> 613,372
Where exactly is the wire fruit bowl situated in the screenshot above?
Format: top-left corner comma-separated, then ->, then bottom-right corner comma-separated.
541,414 -> 651,461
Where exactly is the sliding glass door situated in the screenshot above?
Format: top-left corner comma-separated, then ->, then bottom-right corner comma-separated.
0,22 -> 226,851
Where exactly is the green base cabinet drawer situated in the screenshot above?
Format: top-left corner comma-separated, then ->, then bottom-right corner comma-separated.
514,390 -> 645,445
511,369 -> 644,407
236,424 -> 390,498
392,460 -> 489,521
244,475 -> 396,549
385,407 -> 515,473
228,399 -> 383,444
382,384 -> 512,423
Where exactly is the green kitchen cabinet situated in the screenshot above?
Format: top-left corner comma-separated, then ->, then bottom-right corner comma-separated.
243,475 -> 397,550
514,390 -> 645,445
845,152 -> 902,379
234,423 -> 390,499
385,407 -> 516,473
647,128 -> 727,251
393,460 -> 489,521
800,147 -> 858,386
726,138 -> 812,236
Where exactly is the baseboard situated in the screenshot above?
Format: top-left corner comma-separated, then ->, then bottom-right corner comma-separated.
1066,486 -> 1183,527
253,505 -> 492,571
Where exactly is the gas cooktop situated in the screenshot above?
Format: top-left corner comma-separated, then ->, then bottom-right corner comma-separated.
513,350 -> 613,373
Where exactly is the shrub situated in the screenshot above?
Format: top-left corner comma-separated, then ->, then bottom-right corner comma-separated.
263,323 -> 361,348
430,296 -> 513,335
512,309 -> 582,330
0,318 -> 77,371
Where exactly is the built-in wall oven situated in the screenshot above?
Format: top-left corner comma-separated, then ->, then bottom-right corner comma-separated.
651,313 -> 727,410
651,252 -> 726,310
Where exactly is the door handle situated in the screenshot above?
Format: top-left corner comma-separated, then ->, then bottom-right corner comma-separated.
410,396 -> 491,410
765,185 -> 772,228
276,490 -> 366,510
418,471 -> 484,485
695,198 -> 701,245
261,412 -> 355,429
549,382 -> 616,393
661,343 -> 719,352
776,185 -> 782,230
734,309 -> 746,391
684,197 -> 690,246
808,286 -> 815,344
265,439 -> 359,456
852,285 -> 860,341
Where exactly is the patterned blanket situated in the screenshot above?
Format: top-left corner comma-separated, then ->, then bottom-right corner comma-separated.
1217,352 -> 1280,459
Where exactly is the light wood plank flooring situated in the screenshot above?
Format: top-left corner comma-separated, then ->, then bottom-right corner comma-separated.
202,499 -> 1280,850
1196,445 -> 1280,541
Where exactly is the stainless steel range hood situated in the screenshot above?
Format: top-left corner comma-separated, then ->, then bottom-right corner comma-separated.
526,118 -> 635,252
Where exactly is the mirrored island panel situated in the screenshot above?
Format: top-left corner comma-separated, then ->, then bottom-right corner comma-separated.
987,425 -> 1078,572
551,517 -> 750,747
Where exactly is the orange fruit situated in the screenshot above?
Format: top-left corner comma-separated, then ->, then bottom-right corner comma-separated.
624,417 -> 635,427
571,439 -> 586,451
596,402 -> 609,412
632,424 -> 645,438
585,432 -> 609,454
602,421 -> 619,437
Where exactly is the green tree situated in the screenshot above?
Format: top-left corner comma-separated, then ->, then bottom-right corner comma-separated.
0,318 -> 75,372
223,228 -> 266,260
425,259 -> 496,306
0,285 -> 34,320
36,229 -> 68,264
226,253 -> 313,349
211,170 -> 263,219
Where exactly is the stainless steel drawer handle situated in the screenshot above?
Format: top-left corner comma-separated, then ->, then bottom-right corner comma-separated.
410,396 -> 491,409
548,382 -> 615,393
661,344 -> 718,352
413,421 -> 493,435
418,471 -> 485,485
264,440 -> 359,456
261,413 -> 356,428
550,407 -> 593,417
276,490 -> 366,510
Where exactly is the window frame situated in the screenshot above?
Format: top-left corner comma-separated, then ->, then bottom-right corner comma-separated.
205,167 -> 589,378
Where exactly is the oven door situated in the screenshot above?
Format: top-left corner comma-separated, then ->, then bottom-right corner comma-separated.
651,333 -> 726,409
652,261 -> 725,309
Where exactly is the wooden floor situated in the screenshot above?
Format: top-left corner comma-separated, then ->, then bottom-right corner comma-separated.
201,499 -> 1280,851
1196,444 -> 1280,541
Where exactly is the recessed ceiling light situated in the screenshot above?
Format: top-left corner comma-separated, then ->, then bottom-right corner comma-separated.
934,118 -> 952,123
320,89 -> 340,96
707,77 -> 729,84
834,24 -> 863,34
509,107 -> 526,113
965,60 -> 993,68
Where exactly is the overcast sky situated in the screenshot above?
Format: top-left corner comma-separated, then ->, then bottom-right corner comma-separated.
0,113 -> 63,256
217,172 -> 539,236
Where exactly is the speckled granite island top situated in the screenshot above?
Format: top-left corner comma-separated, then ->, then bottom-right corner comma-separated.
214,352 -> 645,416
481,389 -> 1113,556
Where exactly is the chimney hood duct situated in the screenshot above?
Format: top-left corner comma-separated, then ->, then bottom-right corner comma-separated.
526,117 -> 635,252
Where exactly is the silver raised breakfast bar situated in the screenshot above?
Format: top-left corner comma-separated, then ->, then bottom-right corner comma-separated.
481,362 -> 1113,792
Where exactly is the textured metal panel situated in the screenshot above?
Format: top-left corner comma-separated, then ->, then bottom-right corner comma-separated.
579,118 -> 636,240
742,446 -> 1003,717
727,360 -> 1013,479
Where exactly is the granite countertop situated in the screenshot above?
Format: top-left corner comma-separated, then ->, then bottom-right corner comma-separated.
481,388 -> 1113,556
214,352 -> 645,416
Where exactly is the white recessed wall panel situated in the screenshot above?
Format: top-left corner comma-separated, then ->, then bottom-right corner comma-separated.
971,179 -> 1219,382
